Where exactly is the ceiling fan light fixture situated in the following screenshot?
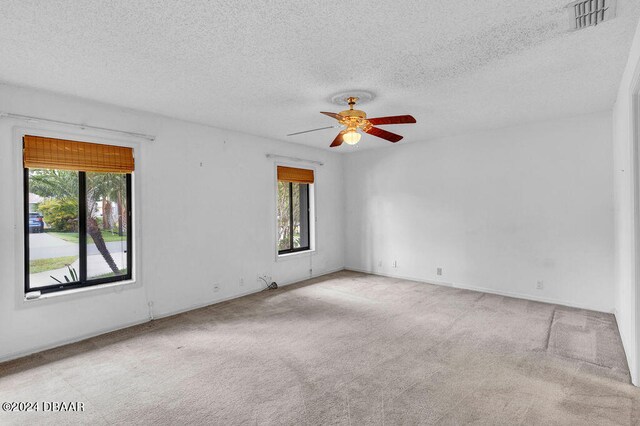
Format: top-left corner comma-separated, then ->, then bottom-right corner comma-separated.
343,130 -> 361,145
299,97 -> 415,147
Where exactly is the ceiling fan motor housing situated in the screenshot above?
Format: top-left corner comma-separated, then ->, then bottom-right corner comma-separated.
339,109 -> 367,119
339,98 -> 368,131
340,110 -> 367,130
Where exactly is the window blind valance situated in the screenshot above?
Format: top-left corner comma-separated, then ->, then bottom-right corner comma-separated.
23,135 -> 134,173
277,166 -> 314,184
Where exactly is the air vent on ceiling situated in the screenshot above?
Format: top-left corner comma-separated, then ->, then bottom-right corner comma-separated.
567,0 -> 617,30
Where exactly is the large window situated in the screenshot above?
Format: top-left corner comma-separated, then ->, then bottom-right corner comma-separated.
277,166 -> 313,255
23,136 -> 133,294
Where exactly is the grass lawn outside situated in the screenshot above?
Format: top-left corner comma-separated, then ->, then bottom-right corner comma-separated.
48,230 -> 127,244
29,256 -> 78,273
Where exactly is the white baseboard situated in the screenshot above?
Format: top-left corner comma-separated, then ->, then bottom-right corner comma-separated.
151,288 -> 263,320
345,267 -> 612,313
4,266 -> 612,365
0,267 -> 346,365
613,310 -> 638,386
152,267 -> 345,319
0,317 -> 149,364
276,267 -> 346,287
346,267 -> 455,288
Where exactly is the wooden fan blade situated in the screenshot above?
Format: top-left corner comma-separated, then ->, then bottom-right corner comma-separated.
287,126 -> 337,136
330,131 -> 345,147
367,115 -> 416,125
320,111 -> 343,121
364,126 -> 403,143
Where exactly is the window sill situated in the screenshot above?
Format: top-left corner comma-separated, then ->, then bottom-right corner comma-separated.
276,249 -> 315,261
24,279 -> 136,302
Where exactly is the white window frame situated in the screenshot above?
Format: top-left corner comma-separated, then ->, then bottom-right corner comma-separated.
273,161 -> 316,261
12,125 -> 143,302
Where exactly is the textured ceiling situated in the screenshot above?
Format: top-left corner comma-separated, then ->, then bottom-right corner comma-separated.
1,1 -> 639,152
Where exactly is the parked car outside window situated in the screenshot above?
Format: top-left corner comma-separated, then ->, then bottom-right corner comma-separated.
29,212 -> 44,233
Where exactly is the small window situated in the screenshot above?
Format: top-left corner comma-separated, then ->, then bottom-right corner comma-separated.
277,166 -> 313,255
23,136 -> 134,294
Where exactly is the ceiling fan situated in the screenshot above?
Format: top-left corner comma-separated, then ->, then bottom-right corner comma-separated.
287,97 -> 416,148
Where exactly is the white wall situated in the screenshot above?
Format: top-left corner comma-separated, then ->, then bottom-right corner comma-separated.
0,81 -> 630,382
344,111 -> 615,313
0,84 -> 345,361
612,19 -> 640,386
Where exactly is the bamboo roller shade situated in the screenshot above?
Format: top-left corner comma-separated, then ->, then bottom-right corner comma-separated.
23,135 -> 134,173
277,166 -> 314,184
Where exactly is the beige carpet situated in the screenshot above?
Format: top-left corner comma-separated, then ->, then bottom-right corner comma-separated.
1,271 -> 638,425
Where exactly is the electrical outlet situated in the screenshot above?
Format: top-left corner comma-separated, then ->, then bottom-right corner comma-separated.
240,278 -> 244,287
378,260 -> 382,268
213,284 -> 220,293
536,280 -> 544,290
393,260 -> 398,268
437,267 -> 443,276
